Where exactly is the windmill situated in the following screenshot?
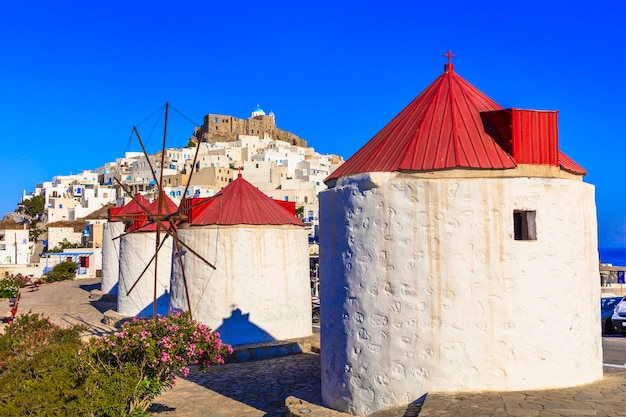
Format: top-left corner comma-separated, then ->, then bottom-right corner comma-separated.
112,102 -> 215,320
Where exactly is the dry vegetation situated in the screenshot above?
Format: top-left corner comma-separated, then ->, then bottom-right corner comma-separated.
0,219 -> 25,230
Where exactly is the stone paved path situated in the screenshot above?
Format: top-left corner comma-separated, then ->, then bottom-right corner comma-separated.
0,278 -> 117,338
150,353 -> 321,417
4,278 -> 626,417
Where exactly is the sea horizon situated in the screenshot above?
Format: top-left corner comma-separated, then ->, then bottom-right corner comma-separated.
599,247 -> 626,266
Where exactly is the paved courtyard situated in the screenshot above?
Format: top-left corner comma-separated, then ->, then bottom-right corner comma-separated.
4,278 -> 626,417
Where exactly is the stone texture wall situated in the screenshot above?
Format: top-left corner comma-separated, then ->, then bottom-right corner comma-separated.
118,231 -> 172,317
170,225 -> 312,346
196,113 -> 307,147
101,221 -> 123,294
47,227 -> 82,249
319,171 -> 601,416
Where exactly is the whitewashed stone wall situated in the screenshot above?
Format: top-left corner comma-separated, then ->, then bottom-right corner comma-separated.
319,172 -> 601,416
118,232 -> 173,317
170,226 -> 311,346
47,227 -> 82,249
101,221 -> 123,294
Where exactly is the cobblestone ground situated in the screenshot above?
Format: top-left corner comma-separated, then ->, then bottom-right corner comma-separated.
150,353 -> 321,417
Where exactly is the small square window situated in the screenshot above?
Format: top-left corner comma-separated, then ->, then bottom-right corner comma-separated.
514,210 -> 536,241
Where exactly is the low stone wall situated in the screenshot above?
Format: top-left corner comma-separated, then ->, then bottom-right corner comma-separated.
285,396 -> 422,417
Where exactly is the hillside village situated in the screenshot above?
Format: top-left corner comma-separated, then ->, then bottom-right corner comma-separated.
0,105 -> 344,278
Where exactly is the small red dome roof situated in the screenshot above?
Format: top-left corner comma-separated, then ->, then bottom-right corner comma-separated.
188,175 -> 304,226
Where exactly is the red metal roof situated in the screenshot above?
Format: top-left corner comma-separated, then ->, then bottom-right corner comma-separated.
145,191 -> 179,216
108,193 -> 181,232
326,62 -> 585,183
132,192 -> 179,232
481,109 -> 585,174
188,174 -> 305,226
108,194 -> 150,221
558,151 -> 587,175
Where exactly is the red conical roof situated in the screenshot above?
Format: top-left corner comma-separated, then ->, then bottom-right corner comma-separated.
189,175 -> 304,226
145,191 -> 178,216
108,194 -> 150,221
326,62 -> 585,183
326,67 -> 515,183
133,192 -> 180,232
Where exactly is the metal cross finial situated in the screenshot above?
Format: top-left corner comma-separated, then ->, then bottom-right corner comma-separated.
443,50 -> 455,72
444,50 -> 455,65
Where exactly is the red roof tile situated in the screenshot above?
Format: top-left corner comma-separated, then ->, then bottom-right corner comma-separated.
558,151 -> 587,175
108,193 -> 180,232
189,175 -> 304,226
326,63 -> 585,182
145,191 -> 178,216
108,194 -> 150,221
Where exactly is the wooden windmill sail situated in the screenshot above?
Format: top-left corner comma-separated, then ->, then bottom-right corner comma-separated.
112,102 -> 215,320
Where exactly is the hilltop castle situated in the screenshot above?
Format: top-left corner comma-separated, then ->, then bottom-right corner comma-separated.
193,105 -> 308,147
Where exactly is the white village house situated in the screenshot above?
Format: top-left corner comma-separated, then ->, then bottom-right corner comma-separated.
319,57 -> 601,415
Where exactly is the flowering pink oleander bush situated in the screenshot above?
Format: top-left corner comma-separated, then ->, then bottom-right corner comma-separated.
0,312 -> 64,369
86,311 -> 233,415
0,311 -> 231,416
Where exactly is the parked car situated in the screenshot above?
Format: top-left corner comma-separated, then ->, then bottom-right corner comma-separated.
609,296 -> 626,335
312,296 -> 320,323
603,296 -> 623,334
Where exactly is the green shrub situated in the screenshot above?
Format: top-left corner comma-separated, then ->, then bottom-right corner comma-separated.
0,312 -> 232,417
48,238 -> 85,253
44,261 -> 78,283
0,279 -> 19,299
2,272 -> 33,289
0,314 -> 88,416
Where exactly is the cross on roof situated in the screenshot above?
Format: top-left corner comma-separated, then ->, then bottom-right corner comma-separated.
443,50 -> 455,73
444,50 -> 455,65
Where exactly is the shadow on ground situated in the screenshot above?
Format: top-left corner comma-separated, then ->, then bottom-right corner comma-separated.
79,282 -> 100,293
149,353 -> 322,417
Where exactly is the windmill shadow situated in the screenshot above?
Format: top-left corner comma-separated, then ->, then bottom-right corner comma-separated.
149,351 -> 322,416
100,281 -> 119,295
79,282 -> 101,293
215,308 -> 275,346
135,291 -> 170,318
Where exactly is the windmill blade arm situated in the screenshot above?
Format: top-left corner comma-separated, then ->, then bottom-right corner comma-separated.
178,128 -> 203,208
157,103 -> 169,216
132,125 -> 162,192
125,234 -> 170,296
113,178 -> 154,215
172,236 -> 194,319
167,225 -> 216,270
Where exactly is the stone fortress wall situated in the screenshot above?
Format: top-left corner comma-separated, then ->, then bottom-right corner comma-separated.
194,110 -> 308,148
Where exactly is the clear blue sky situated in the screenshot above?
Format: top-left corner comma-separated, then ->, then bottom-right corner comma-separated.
1,1 -> 625,248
